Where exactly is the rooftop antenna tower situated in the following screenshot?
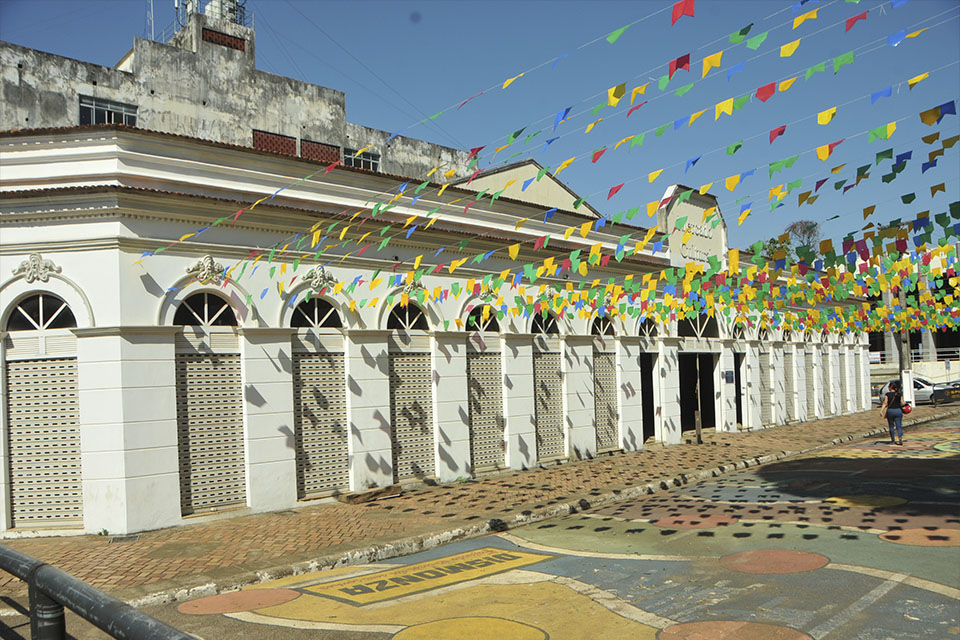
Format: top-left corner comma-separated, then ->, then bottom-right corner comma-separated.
144,0 -> 155,40
174,0 -> 198,30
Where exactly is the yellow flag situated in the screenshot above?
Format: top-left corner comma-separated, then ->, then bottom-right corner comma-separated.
792,8 -> 817,29
614,135 -> 635,151
701,206 -> 716,222
564,226 -> 576,240
427,166 -> 440,178
817,107 -> 837,125
816,144 -> 832,161
738,210 -> 750,226
725,174 -> 741,191
555,156 -> 576,176
702,50 -> 723,78
502,72 -> 524,89
779,77 -> 797,92
607,83 -> 626,107
438,183 -> 450,196
699,182 -> 714,194
443,168 -> 456,179
179,232 -> 195,242
424,216 -> 438,229
886,121 -> 897,138
780,38 -> 801,57
648,169 -> 663,183
908,72 -> 929,90
681,230 -> 692,245
509,244 -> 519,260
715,97 -> 734,120
631,83 -> 649,104
585,118 -> 603,133
689,109 -> 707,125
515,218 -> 528,231
768,185 -> 784,200
494,143 -> 509,155
831,163 -> 846,174
728,249 -> 740,274
646,200 -> 659,217
906,27 -> 928,39
354,145 -> 373,156
413,255 -> 423,270
579,221 -> 592,238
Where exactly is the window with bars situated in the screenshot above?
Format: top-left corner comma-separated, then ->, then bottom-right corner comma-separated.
79,95 -> 137,126
343,148 -> 380,172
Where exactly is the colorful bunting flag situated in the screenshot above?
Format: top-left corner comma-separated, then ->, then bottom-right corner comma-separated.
669,53 -> 691,79
727,140 -> 743,155
730,23 -> 753,43
689,109 -> 707,125
702,50 -> 723,78
920,101 -> 957,126
648,169 -> 663,182
756,82 -> 775,102
502,73 -> 524,89
606,25 -> 630,43
805,61 -> 825,81
715,97 -> 734,119
868,121 -> 897,142
793,8 -> 817,29
818,107 -> 837,125
780,38 -> 801,57
671,0 -> 695,25
816,139 -> 845,160
833,50 -> 855,74
845,11 -> 867,32
769,125 -> 787,144
746,31 -> 768,50
908,72 -> 929,90
779,77 -> 798,92
607,83 -> 626,107
871,87 -> 892,104
727,62 -> 745,82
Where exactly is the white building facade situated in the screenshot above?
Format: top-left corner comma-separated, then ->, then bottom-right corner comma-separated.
0,8 -> 870,536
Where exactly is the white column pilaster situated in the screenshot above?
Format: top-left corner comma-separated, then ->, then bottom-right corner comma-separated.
501,333 -> 536,470
432,332 -> 470,482
344,330 -> 393,489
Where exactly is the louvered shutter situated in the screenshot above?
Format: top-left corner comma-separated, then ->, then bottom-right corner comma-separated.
533,339 -> 564,461
292,349 -> 348,497
593,349 -> 618,452
806,349 -> 817,420
784,350 -> 795,422
759,349 -> 772,425
5,356 -> 82,528
388,336 -> 434,482
175,349 -> 245,515
466,346 -> 504,472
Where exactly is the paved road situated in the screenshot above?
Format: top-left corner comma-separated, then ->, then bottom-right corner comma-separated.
3,421 -> 958,639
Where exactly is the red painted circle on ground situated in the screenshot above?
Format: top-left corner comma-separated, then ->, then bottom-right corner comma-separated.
652,513 -> 737,529
659,620 -> 812,640
719,549 -> 829,574
177,588 -> 301,615
880,527 -> 960,547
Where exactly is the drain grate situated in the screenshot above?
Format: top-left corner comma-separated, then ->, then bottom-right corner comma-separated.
109,535 -> 140,544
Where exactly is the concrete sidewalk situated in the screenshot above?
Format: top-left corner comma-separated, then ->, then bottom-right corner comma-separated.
2,405 -> 957,608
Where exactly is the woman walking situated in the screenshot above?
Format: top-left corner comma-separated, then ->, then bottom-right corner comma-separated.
880,381 -> 904,445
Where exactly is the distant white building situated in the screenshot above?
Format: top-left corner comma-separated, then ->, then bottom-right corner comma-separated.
0,3 -> 869,536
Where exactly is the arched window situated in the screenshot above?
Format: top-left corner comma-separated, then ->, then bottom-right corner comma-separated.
387,303 -> 428,331
6,293 -> 76,331
591,316 -> 615,336
677,314 -> 719,338
531,312 -> 558,335
466,305 -> 499,332
292,297 -> 342,328
173,292 -> 237,327
639,317 -> 659,338
782,330 -> 793,342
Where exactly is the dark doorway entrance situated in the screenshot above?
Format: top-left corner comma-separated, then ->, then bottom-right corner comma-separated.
679,353 -> 716,432
640,352 -> 656,443
733,352 -> 744,428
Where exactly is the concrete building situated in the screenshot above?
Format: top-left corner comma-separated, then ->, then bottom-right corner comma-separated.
0,3 -> 870,536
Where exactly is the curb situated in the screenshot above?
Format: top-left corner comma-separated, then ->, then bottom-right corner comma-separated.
61,409 -> 960,609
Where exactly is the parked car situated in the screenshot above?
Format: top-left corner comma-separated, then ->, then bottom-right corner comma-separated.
878,377 -> 952,405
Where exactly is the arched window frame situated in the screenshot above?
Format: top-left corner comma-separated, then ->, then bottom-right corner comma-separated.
531,311 -> 559,335
387,302 -> 429,331
466,305 -> 499,332
5,293 -> 77,332
291,296 -> 342,329
173,292 -> 237,328
591,316 -> 616,337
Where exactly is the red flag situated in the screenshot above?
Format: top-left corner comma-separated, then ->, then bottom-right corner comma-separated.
671,0 -> 695,25
769,125 -> 786,144
845,11 -> 867,32
324,159 -> 341,174
467,146 -> 485,160
607,183 -> 625,199
466,168 -> 483,185
756,82 -> 775,103
627,101 -> 647,117
668,53 -> 690,79
592,147 -> 608,163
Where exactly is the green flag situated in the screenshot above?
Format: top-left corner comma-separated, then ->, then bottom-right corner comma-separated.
805,61 -> 825,81
729,23 -> 753,43
746,31 -> 768,50
833,50 -> 855,74
727,140 -> 743,155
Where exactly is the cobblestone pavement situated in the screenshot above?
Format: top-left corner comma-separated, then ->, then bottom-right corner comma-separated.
1,406 -> 957,609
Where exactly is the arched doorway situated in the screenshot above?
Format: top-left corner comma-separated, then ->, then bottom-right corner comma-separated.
4,293 -> 82,528
290,297 -> 348,498
173,292 -> 245,515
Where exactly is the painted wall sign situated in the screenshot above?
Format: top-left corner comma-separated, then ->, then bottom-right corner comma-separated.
305,547 -> 552,606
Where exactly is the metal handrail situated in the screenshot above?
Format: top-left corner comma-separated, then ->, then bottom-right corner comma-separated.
0,545 -> 195,640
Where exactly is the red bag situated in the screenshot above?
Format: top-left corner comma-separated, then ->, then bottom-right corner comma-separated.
902,403 -> 912,414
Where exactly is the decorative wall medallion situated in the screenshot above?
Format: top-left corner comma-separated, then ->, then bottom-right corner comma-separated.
12,253 -> 62,283
402,281 -> 425,296
304,266 -> 336,291
186,255 -> 225,284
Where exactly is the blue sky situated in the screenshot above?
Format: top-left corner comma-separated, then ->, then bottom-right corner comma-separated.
1,0 -> 958,252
